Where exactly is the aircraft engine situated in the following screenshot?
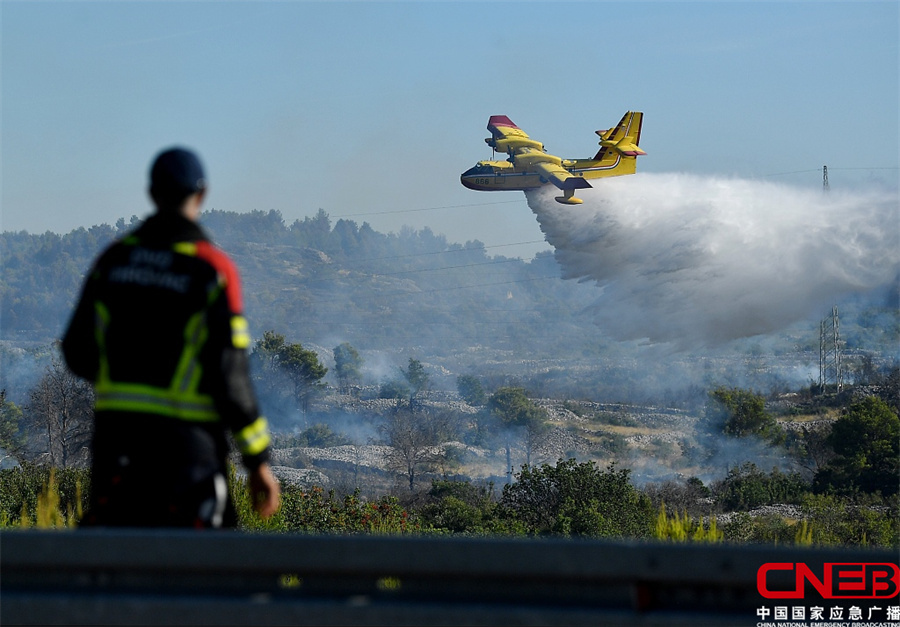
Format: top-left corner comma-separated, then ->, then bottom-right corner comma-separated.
488,137 -> 544,153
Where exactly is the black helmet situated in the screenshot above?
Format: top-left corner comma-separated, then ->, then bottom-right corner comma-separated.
149,147 -> 207,207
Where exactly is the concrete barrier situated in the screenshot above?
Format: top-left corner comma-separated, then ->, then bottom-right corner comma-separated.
1,529 -> 897,625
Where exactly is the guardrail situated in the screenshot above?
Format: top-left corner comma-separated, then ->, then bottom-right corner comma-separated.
2,530 -> 897,626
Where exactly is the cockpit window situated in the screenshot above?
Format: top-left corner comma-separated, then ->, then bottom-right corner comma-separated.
463,164 -> 494,176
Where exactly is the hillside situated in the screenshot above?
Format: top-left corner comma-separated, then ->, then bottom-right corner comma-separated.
2,209 -> 898,405
258,380 -> 898,497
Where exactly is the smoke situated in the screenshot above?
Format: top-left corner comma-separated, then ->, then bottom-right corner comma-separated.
527,173 -> 899,348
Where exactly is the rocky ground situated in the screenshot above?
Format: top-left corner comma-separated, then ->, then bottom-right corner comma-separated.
715,504 -> 805,525
264,391 -> 847,528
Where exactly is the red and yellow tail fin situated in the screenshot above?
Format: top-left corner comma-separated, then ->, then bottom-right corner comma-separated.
594,111 -> 645,160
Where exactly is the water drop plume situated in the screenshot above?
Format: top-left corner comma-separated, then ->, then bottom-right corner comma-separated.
527,173 -> 899,347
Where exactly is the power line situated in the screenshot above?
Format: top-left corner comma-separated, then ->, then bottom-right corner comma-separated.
764,166 -> 898,177
364,257 -> 525,278
232,238 -> 555,297
331,199 -> 526,218
301,274 -> 562,304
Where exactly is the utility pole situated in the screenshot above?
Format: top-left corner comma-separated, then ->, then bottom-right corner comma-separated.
822,165 -> 830,191
819,305 -> 843,393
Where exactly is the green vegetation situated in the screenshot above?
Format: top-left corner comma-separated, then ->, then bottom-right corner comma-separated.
1,210 -> 608,366
2,455 -> 896,547
2,212 -> 898,547
332,343 -> 363,394
705,386 -> 784,444
456,375 -> 487,407
0,390 -> 25,460
272,424 -> 351,449
4,211 -> 899,408
654,503 -> 722,543
1,339 -> 896,547
499,459 -> 652,538
486,387 -> 549,477
250,330 -> 328,423
402,359 -> 430,403
813,397 -> 899,497
2,355 -> 897,547
233,469 -> 417,534
712,463 -> 808,511
0,463 -> 88,528
417,480 -> 507,535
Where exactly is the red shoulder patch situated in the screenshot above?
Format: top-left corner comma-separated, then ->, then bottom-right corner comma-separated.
193,241 -> 244,313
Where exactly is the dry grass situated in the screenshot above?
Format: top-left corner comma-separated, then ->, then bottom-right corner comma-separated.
781,408 -> 841,422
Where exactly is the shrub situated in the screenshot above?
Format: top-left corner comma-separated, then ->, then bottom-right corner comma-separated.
705,387 -> 783,444
813,396 -> 899,497
801,493 -> 899,548
232,468 -> 419,534
499,458 -> 653,539
643,477 -> 713,518
713,463 -> 809,511
0,463 -> 88,527
417,479 -> 506,535
654,503 -> 722,543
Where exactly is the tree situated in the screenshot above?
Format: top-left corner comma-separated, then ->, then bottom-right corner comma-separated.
500,458 -> 653,538
25,356 -> 94,468
0,390 -> 25,465
705,386 -> 783,444
280,342 -> 328,412
378,359 -> 430,408
785,424 -> 835,477
877,365 -> 899,415
813,396 -> 899,496
381,406 -> 454,491
487,387 -> 548,482
249,331 -> 294,423
456,374 -> 486,406
402,358 -> 429,406
251,331 -> 328,420
333,343 -> 363,395
378,379 -> 410,402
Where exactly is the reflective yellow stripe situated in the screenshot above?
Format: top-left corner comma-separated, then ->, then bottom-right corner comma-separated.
234,417 -> 271,456
231,316 -> 250,349
95,383 -> 218,421
172,241 -> 197,256
94,302 -> 111,384
172,310 -> 208,393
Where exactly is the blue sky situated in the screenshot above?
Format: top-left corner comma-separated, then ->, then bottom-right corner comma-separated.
2,1 -> 897,258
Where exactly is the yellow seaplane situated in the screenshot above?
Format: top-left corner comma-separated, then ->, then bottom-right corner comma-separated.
460,111 -> 645,205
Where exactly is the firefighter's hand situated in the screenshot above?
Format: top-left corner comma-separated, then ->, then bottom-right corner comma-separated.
248,462 -> 281,519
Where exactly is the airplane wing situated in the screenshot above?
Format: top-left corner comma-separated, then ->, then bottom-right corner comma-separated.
594,111 -> 646,159
506,145 -> 592,192
485,116 -> 545,153
532,161 -> 592,191
531,159 -> 591,204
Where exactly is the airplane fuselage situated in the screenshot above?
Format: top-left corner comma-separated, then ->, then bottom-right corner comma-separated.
460,156 -> 626,192
460,164 -> 545,192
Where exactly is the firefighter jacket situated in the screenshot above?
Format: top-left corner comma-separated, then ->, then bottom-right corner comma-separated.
62,212 -> 270,525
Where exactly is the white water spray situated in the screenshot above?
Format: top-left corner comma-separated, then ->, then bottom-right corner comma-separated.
527,173 -> 899,347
